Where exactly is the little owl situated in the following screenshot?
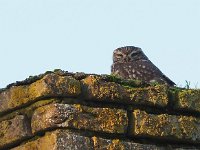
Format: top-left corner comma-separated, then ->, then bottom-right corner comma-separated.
111,46 -> 175,86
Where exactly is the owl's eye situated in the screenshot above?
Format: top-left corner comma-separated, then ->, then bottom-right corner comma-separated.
117,54 -> 123,58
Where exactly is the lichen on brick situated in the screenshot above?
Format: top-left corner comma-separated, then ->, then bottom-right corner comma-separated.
0,99 -> 60,122
0,73 -> 81,115
1,71 -> 200,149
131,109 -> 200,143
12,129 -> 92,150
175,89 -> 200,112
126,84 -> 168,106
31,103 -> 128,134
92,136 -> 165,150
0,115 -> 32,149
82,75 -> 168,107
82,75 -> 122,100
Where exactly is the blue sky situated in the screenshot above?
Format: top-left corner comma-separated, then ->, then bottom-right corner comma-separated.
0,0 -> 200,88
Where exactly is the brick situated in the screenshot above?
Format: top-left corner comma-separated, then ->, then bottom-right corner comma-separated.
92,136 -> 165,150
0,115 -> 32,149
0,99 -> 60,122
131,110 -> 200,143
174,89 -> 200,113
31,103 -> 128,134
11,129 -> 92,150
82,75 -> 168,107
11,130 -> 200,150
0,73 -> 81,115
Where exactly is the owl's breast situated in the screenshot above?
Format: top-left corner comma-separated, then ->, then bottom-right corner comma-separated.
111,62 -> 138,80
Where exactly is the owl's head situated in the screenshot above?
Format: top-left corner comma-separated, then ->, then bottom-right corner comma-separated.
113,46 -> 148,63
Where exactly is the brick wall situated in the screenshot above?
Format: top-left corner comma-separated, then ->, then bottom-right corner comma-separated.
0,70 -> 200,149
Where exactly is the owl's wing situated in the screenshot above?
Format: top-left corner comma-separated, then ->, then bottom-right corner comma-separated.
161,74 -> 176,86
136,60 -> 175,86
111,61 -> 175,86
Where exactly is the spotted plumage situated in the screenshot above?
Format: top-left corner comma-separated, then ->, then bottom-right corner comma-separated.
111,46 -> 175,86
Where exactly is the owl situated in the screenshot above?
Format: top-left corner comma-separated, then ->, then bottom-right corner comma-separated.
111,46 -> 175,86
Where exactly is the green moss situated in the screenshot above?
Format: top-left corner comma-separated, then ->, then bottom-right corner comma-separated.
103,74 -> 148,88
